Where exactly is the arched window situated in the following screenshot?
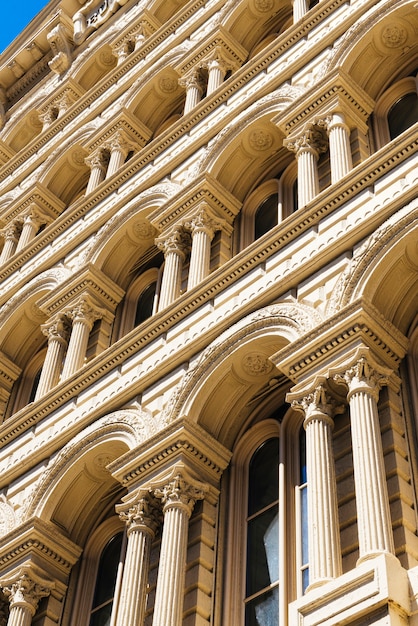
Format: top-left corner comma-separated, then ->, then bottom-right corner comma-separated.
88,532 -> 124,626
224,411 -> 308,626
254,194 -> 279,240
119,264 -> 162,337
134,281 -> 157,327
373,74 -> 418,149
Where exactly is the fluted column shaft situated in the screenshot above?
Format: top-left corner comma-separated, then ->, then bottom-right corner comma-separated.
285,126 -> 327,208
35,315 -> 70,399
327,113 -> 353,183
60,298 -> 101,380
180,73 -> 203,115
186,209 -> 220,290
16,211 -> 45,252
293,0 -> 308,22
85,150 -> 108,194
335,354 -> 394,561
0,223 -> 20,264
116,495 -> 160,626
206,58 -> 226,96
291,384 -> 342,588
156,229 -> 190,310
152,472 -> 207,626
106,131 -> 133,178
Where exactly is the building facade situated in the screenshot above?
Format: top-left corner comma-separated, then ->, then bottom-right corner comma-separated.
0,0 -> 417,625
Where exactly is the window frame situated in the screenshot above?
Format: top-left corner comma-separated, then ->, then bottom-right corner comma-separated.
373,75 -> 418,149
223,410 -> 306,626
119,267 -> 161,337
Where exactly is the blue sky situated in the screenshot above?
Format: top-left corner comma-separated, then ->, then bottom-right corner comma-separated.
1,2 -> 50,53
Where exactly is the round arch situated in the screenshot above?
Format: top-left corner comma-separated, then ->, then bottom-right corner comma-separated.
194,86 -> 302,201
164,301 -> 323,448
328,198 -> 418,335
23,408 -> 156,545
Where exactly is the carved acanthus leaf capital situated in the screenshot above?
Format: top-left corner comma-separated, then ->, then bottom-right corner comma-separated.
1,570 -> 53,614
184,206 -> 223,240
41,314 -> 71,344
178,71 -> 204,93
116,492 -> 161,536
155,228 -> 191,259
66,296 -> 103,328
290,382 -> 344,427
284,124 -> 328,157
153,471 -> 208,517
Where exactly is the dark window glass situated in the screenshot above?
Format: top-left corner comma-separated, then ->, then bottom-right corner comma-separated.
28,368 -> 42,403
134,282 -> 157,326
299,428 -> 309,592
246,438 -> 279,626
388,92 -> 418,139
254,194 -> 278,240
89,532 -> 123,626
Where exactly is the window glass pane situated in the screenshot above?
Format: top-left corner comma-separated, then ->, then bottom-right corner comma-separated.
246,507 -> 279,597
388,92 -> 418,139
134,282 -> 157,326
89,605 -> 113,626
91,533 -> 123,610
245,585 -> 279,626
248,439 -> 279,516
254,194 -> 278,240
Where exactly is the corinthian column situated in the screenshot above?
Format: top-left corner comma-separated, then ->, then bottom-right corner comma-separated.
85,149 -> 109,194
35,314 -> 71,399
179,71 -> 204,115
292,0 -> 308,21
290,383 -> 343,588
116,493 -> 161,626
151,470 -> 208,626
105,130 -> 135,178
185,208 -> 221,290
324,113 -> 353,183
1,570 -> 53,626
284,125 -> 327,208
334,351 -> 395,562
156,228 -> 190,310
205,53 -> 227,96
0,223 -> 21,264
60,297 -> 102,380
16,209 -> 48,253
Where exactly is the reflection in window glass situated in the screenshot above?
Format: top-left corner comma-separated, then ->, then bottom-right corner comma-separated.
254,194 -> 278,240
89,533 -> 123,626
246,438 -> 279,626
388,92 -> 418,139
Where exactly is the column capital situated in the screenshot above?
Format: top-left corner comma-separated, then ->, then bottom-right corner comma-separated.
288,380 -> 345,427
104,129 -> 137,157
116,491 -> 161,536
84,147 -> 109,172
0,568 -> 53,615
284,123 -> 328,157
152,467 -> 208,517
178,70 -> 204,94
1,221 -> 21,242
184,206 -> 223,240
66,296 -> 103,330
41,313 -> 71,345
155,227 -> 191,260
331,348 -> 392,402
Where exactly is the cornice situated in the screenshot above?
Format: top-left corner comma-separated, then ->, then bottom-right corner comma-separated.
36,263 -> 125,316
271,298 -> 409,383
0,183 -> 65,225
147,172 -> 241,231
0,517 -> 81,581
275,68 -> 375,136
108,417 -> 232,492
82,107 -> 151,152
174,26 -> 248,76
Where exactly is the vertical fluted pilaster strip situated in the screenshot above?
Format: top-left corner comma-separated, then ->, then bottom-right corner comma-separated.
327,113 -> 353,184
335,352 -> 395,562
179,73 -> 203,115
6,605 -> 32,626
185,208 -> 220,290
152,471 -> 207,626
292,0 -> 308,22
284,126 -> 327,208
85,150 -> 109,194
0,223 -> 20,264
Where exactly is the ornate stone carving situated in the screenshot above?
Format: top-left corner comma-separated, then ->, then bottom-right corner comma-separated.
0,496 -> 16,537
117,492 -> 161,534
248,129 -> 274,152
154,472 -> 207,516
67,296 -> 102,328
284,124 -> 328,156
156,228 -> 191,260
241,352 -> 273,377
73,0 -> 130,45
334,354 -> 390,401
1,571 -> 52,613
381,24 -> 407,48
47,24 -> 72,75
